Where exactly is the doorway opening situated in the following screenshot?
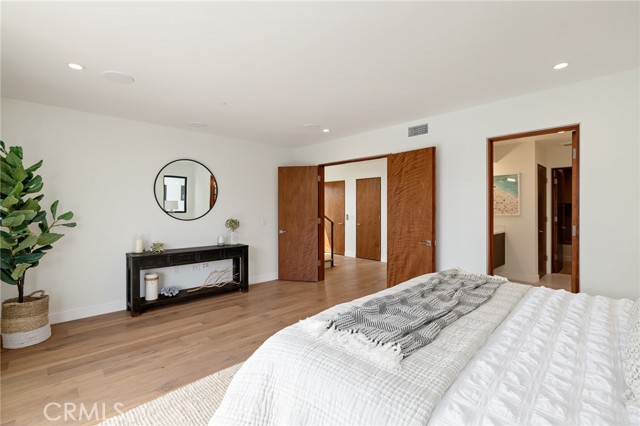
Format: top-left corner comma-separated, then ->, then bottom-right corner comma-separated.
487,125 -> 579,293
323,158 -> 387,269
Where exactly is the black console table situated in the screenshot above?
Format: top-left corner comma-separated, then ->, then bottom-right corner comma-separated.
126,244 -> 248,316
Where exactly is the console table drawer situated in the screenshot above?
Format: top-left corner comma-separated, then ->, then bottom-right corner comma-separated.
139,257 -> 170,269
171,252 -> 197,265
224,247 -> 243,257
199,251 -> 221,262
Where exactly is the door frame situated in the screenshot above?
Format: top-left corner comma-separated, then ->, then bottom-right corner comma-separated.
487,124 -> 580,293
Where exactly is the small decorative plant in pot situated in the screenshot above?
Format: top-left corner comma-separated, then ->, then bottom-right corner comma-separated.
0,141 -> 76,349
225,218 -> 240,245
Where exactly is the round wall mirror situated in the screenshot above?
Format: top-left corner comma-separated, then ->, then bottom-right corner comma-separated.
154,159 -> 218,221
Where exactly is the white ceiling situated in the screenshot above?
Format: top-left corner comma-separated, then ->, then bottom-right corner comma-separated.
2,1 -> 638,147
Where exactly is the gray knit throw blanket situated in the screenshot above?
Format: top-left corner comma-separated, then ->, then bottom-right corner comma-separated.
326,269 -> 506,360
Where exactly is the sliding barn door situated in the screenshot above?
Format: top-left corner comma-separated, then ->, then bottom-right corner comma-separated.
387,147 -> 436,287
278,166 -> 320,281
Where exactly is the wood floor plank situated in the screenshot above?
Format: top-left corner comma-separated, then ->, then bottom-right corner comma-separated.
1,256 -> 386,425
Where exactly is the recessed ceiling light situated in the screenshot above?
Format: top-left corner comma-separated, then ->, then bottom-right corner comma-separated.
553,62 -> 569,70
68,63 -> 84,70
189,122 -> 207,128
322,128 -> 331,133
102,70 -> 135,84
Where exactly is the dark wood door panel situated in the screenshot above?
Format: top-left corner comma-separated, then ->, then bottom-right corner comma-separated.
387,147 -> 436,286
356,178 -> 381,261
537,164 -> 547,278
278,166 -> 319,281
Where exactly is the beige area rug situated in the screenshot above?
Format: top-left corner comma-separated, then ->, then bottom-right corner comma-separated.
99,363 -> 242,426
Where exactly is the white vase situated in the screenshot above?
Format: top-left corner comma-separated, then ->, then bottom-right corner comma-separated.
227,230 -> 238,245
145,273 -> 159,301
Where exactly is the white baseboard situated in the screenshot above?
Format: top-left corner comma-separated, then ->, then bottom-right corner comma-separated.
49,272 -> 278,324
49,300 -> 125,325
494,270 -> 539,284
249,272 -> 278,284
344,251 -> 356,258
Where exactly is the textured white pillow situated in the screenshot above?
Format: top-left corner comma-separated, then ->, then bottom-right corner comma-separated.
626,299 -> 640,406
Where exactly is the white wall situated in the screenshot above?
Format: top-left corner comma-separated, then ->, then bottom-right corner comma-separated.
293,69 -> 640,300
494,141 -> 537,283
325,159 -> 387,261
0,98 -> 294,323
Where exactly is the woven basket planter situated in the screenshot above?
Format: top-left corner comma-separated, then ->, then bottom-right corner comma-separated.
1,290 -> 51,349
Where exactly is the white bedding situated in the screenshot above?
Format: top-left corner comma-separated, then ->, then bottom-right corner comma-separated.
210,275 -> 637,426
210,274 -> 528,425
428,286 -> 638,425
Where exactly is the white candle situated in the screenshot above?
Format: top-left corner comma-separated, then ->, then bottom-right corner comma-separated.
135,237 -> 144,253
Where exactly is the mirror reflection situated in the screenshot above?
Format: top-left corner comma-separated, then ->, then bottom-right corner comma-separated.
154,159 -> 217,220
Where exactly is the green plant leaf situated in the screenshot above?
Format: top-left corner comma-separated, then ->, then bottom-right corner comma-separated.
12,234 -> 38,254
60,222 -> 77,228
11,165 -> 27,184
38,216 -> 49,232
0,268 -> 17,285
9,210 -> 37,221
33,194 -> 44,202
1,195 -> 19,209
37,232 -> 64,246
25,181 -> 43,194
15,251 -> 45,264
38,244 -> 53,251
10,263 -> 30,281
32,210 -> 46,223
24,175 -> 42,191
25,160 -> 43,174
5,151 -> 21,167
8,182 -> 23,197
0,238 -> 12,250
23,198 -> 41,212
57,211 -> 74,221
0,169 -> 14,185
2,214 -> 25,227
50,200 -> 59,218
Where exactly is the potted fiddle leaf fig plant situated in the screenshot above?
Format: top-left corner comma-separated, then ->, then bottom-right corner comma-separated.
0,141 -> 76,349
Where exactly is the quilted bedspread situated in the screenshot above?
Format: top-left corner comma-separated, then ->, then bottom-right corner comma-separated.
210,274 -> 529,426
428,286 -> 639,425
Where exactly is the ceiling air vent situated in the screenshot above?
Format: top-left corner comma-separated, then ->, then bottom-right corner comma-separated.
408,123 -> 429,137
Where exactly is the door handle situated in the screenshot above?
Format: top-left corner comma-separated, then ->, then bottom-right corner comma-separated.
418,240 -> 432,246
338,222 -> 344,225
356,223 -> 361,226
538,230 -> 543,233
278,230 -> 287,234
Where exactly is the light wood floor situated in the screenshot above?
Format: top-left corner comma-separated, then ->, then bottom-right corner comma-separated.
1,256 -> 386,426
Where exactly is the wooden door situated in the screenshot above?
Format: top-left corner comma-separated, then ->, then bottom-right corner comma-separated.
324,181 -> 345,255
387,147 -> 436,287
537,164 -> 547,278
356,178 -> 381,261
278,166 -> 320,281
552,168 -> 563,273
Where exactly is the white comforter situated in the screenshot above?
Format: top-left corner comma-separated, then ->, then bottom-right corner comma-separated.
210,274 -> 529,425
428,286 -> 638,425
211,277 -> 637,426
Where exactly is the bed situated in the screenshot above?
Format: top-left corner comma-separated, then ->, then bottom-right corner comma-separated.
210,270 -> 640,425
